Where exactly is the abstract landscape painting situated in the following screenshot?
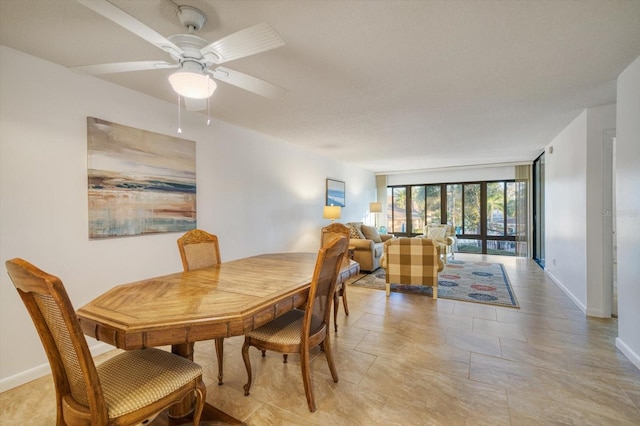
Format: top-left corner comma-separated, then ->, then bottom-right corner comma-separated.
87,117 -> 196,239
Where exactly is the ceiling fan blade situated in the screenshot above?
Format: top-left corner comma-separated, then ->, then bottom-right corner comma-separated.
75,0 -> 184,58
184,97 -> 207,111
200,23 -> 284,64
71,61 -> 178,75
210,67 -> 288,100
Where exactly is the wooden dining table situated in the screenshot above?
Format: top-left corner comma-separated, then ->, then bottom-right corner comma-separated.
76,252 -> 318,423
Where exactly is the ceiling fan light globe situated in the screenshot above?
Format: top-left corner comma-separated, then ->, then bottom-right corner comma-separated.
168,71 -> 216,99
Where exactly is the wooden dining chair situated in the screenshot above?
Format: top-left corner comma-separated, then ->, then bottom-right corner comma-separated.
321,223 -> 352,332
177,228 -> 221,271
5,258 -> 206,426
177,228 -> 226,385
241,235 -> 348,412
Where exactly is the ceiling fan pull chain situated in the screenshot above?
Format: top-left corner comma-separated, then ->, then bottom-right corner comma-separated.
177,94 -> 182,134
207,83 -> 211,126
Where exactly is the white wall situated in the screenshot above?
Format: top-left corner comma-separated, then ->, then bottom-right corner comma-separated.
544,104 -> 616,316
544,111 -> 588,309
615,55 -> 640,369
586,105 -> 616,317
0,45 -> 375,390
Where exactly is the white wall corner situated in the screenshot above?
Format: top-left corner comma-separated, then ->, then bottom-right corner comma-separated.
0,342 -> 113,392
615,338 -> 640,370
544,269 -> 587,314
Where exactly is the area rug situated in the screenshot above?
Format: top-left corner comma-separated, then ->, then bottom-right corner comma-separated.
349,260 -> 519,308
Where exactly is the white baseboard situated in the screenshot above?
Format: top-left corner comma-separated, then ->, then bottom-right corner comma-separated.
544,270 -> 639,370
586,307 -> 610,318
0,361 -> 51,393
0,342 -> 113,393
616,337 -> 640,370
544,269 -> 587,314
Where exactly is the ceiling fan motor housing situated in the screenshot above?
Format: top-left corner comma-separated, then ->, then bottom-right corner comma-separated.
167,34 -> 216,66
180,59 -> 205,73
178,6 -> 206,32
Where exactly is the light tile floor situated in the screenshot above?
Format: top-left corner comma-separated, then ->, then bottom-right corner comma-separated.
2,254 -> 639,425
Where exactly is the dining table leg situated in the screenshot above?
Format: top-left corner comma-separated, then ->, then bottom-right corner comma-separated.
164,342 -> 243,424
168,342 -> 196,419
215,337 -> 224,385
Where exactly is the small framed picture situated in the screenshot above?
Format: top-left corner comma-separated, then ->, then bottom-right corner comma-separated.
326,178 -> 345,207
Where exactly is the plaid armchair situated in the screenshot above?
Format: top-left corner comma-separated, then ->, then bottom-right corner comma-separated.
380,238 -> 444,299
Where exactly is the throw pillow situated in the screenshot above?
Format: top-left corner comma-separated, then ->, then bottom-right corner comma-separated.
427,226 -> 446,241
361,225 -> 382,243
348,222 -> 365,239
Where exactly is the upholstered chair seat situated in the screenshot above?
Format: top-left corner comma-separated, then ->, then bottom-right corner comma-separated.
95,348 -> 204,418
245,309 -> 306,345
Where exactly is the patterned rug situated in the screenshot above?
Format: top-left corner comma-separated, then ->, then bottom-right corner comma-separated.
348,260 -> 519,308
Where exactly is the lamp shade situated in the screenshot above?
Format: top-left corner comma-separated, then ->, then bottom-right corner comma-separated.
369,202 -> 382,213
168,69 -> 217,99
323,205 -> 342,221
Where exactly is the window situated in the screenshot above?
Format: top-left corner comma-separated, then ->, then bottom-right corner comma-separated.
506,182 -> 516,237
484,181 -> 517,255
463,183 -> 481,235
387,187 -> 407,234
411,186 -> 425,234
426,185 -> 441,226
487,182 -> 505,236
389,180 -> 516,256
446,184 -> 462,233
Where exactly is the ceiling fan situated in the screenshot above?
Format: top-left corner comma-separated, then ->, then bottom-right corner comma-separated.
73,0 -> 287,111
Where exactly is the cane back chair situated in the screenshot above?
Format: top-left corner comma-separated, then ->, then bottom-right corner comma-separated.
177,229 -> 221,271
177,229 -> 226,385
241,235 -> 348,412
321,223 -> 354,331
5,258 -> 206,426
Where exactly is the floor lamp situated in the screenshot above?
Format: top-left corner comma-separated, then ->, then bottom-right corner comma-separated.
369,202 -> 382,228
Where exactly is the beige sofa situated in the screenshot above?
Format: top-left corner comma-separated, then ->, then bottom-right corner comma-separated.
345,222 -> 394,272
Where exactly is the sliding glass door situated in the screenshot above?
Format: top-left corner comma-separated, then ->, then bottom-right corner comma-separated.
533,153 -> 545,267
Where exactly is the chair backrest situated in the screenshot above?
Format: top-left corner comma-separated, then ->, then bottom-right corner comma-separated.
303,236 -> 348,341
5,258 -> 108,423
321,223 -> 351,267
382,238 -> 440,286
177,229 -> 221,271
424,224 -> 455,240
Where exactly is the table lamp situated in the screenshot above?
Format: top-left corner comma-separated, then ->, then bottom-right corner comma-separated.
323,205 -> 341,223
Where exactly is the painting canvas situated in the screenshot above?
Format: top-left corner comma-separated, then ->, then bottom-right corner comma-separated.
326,178 -> 345,207
87,117 -> 196,239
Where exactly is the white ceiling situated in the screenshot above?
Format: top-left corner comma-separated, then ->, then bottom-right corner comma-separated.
1,0 -> 639,174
